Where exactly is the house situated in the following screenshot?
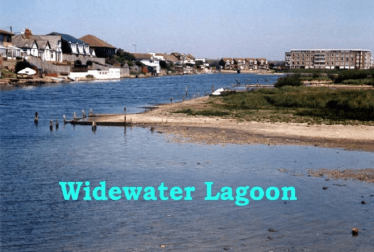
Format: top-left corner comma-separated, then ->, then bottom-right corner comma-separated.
79,34 -> 116,58
133,53 -> 160,73
0,29 -> 23,59
48,32 -> 92,56
13,30 -> 63,62
171,52 -> 196,65
245,58 -> 257,69
233,58 -> 245,70
256,58 -> 269,70
0,29 -> 13,47
220,58 -> 234,70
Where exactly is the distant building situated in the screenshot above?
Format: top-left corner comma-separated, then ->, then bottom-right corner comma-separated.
79,34 -> 116,58
133,53 -> 160,73
220,57 -> 269,70
0,29 -> 13,47
48,32 -> 92,56
285,49 -> 372,70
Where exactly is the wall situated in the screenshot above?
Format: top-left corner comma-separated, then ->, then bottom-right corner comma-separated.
27,56 -> 70,74
62,54 -> 105,65
91,63 -> 129,78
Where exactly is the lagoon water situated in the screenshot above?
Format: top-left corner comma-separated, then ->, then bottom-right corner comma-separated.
1,74 -> 374,251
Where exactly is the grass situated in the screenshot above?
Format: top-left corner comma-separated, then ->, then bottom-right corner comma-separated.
173,87 -> 374,125
1,69 -> 16,79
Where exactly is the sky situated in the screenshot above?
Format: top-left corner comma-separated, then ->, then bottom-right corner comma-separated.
1,0 -> 374,60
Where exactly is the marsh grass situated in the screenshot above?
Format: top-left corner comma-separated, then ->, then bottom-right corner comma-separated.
173,87 -> 374,125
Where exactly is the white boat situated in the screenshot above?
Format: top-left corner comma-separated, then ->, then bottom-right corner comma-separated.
50,77 -> 65,82
212,88 -> 225,95
17,67 -> 36,75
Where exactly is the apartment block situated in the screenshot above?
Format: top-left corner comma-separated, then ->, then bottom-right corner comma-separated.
285,49 -> 372,70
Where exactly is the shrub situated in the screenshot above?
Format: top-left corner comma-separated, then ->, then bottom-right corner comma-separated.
86,75 -> 94,78
274,74 -> 302,88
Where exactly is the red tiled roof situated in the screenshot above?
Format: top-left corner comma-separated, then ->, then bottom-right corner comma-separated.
79,34 -> 116,49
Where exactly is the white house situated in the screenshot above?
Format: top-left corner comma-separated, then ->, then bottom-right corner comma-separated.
133,53 -> 161,73
12,33 -> 63,62
48,32 -> 92,56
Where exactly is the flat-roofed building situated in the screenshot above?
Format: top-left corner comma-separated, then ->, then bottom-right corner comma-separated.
285,49 -> 372,70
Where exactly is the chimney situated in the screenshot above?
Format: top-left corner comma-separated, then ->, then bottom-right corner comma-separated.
25,28 -> 32,39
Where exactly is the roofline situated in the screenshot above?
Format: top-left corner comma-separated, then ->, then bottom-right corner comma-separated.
289,49 -> 371,52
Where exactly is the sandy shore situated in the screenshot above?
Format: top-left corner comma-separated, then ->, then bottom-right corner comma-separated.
85,96 -> 374,151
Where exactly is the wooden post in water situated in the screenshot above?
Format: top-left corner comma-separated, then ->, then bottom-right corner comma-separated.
73,112 -> 77,121
124,107 -> 127,125
170,97 -> 173,104
63,114 -> 66,123
82,110 -> 86,118
34,112 -> 38,124
55,119 -> 58,129
92,121 -> 97,131
89,109 -> 93,117
49,120 -> 53,131
185,86 -> 188,96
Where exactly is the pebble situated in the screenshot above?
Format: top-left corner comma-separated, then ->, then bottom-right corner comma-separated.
268,228 -> 277,232
352,227 -> 359,236
322,186 -> 328,190
160,244 -> 167,248
361,201 -> 367,204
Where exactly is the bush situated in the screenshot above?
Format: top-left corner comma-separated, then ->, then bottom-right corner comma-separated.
86,75 -> 94,78
274,74 -> 302,88
334,69 -> 374,83
15,61 -> 33,73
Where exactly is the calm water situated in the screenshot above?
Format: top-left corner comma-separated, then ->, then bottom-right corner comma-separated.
1,74 -> 374,251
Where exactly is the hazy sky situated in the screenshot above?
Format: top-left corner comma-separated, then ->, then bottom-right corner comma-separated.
1,0 -> 374,60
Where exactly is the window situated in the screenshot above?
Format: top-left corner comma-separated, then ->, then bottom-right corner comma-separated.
51,53 -> 53,59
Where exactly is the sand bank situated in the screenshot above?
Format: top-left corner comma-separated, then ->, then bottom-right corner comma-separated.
85,96 -> 374,151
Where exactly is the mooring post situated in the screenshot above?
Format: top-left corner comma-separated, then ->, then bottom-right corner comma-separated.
185,86 -> 188,96
73,112 -> 77,121
49,120 -> 53,131
92,121 -> 97,131
34,111 -> 38,124
124,107 -> 127,125
182,95 -> 185,102
211,84 -> 215,94
82,110 -> 86,118
89,109 -> 93,117
170,97 -> 173,104
55,119 -> 58,129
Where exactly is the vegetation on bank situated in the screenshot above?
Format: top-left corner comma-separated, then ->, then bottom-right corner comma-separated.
282,69 -> 374,86
173,86 -> 374,125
